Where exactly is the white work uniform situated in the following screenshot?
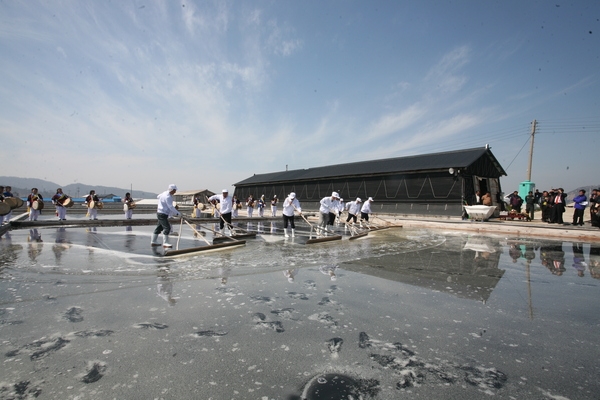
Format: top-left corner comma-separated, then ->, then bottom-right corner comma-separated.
282,197 -> 301,217
208,194 -> 233,215
157,191 -> 179,217
346,201 -> 361,215
361,201 -> 373,214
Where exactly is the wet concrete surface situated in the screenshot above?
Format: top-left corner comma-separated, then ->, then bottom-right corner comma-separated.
1,217 -> 599,399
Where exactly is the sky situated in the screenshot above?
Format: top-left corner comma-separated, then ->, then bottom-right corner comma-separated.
1,0 -> 599,196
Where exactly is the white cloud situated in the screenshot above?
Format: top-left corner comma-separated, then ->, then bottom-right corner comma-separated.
266,19 -> 302,57
366,104 -> 427,141
425,45 -> 470,95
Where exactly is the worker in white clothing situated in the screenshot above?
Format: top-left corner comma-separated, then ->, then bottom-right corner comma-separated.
282,192 -> 301,238
318,192 -> 340,235
208,189 -> 234,234
271,195 -> 278,217
152,184 -> 181,248
360,197 -> 374,226
345,197 -> 362,224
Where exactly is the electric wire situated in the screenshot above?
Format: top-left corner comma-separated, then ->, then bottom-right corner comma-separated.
503,136 -> 532,172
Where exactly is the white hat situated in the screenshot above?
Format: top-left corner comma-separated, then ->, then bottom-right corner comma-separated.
222,189 -> 228,193
356,197 -> 362,202
368,197 -> 373,201
332,192 -> 340,198
168,184 -> 178,191
289,192 -> 296,199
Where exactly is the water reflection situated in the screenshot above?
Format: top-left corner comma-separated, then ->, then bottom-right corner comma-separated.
156,267 -> 177,306
344,234 -> 504,303
0,232 -> 22,273
590,245 -> 600,279
283,268 -> 299,282
572,243 -> 586,277
124,225 -> 135,251
52,227 -> 71,263
540,243 -> 566,276
27,229 -> 43,261
319,264 -> 339,281
1,226 -> 599,399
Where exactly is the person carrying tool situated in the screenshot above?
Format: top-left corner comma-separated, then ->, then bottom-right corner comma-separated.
208,189 -> 234,234
318,192 -> 340,235
282,192 -> 301,237
360,197 -> 374,226
152,184 -> 181,248
345,197 -> 362,224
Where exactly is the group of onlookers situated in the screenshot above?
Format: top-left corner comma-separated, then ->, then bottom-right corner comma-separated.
0,185 -> 137,223
505,188 -> 599,227
0,185 -> 15,224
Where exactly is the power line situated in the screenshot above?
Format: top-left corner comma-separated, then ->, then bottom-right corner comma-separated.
503,136 -> 531,172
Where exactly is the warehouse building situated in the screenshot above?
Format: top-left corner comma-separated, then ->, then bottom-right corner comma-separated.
233,146 -> 507,217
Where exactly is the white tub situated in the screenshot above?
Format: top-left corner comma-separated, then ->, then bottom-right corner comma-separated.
464,205 -> 497,221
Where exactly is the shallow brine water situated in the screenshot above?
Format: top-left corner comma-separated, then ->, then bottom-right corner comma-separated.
0,219 -> 599,399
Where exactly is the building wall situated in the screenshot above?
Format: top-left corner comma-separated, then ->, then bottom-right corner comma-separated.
234,172 -> 471,216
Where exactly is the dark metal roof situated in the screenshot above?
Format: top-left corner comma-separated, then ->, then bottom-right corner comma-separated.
235,147 -> 507,186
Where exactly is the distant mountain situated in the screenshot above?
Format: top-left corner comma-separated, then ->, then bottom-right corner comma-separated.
0,176 -> 158,199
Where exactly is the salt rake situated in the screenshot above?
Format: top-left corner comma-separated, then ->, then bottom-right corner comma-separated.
205,196 -> 257,243
164,217 -> 245,256
371,215 -> 402,230
298,213 -> 342,244
212,224 -> 257,243
344,221 -> 369,240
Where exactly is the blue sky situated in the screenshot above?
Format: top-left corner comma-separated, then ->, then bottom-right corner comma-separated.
1,1 -> 598,195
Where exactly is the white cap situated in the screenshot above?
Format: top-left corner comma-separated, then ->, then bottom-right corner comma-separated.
368,197 -> 373,201
356,197 -> 362,202
222,189 -> 228,193
168,184 -> 178,191
289,192 -> 296,199
332,192 -> 340,198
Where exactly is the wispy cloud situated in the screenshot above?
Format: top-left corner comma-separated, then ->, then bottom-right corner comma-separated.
366,104 -> 427,141
1,2 -> 597,194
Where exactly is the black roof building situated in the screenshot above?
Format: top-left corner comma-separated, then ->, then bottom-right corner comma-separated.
234,146 -> 507,217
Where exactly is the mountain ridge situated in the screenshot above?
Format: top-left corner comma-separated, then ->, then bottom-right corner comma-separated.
0,176 -> 158,199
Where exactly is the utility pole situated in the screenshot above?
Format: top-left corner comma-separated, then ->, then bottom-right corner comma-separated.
526,119 -> 536,181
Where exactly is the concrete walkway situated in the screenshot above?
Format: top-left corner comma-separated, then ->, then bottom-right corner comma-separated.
378,212 -> 600,243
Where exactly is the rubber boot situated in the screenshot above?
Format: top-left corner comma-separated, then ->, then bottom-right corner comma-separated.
284,228 -> 289,238
291,229 -> 295,237
151,234 -> 160,246
162,234 -> 172,248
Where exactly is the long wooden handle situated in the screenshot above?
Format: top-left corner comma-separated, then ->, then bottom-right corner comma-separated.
176,217 -> 183,249
295,207 -> 312,227
195,218 -> 242,242
182,218 -> 212,246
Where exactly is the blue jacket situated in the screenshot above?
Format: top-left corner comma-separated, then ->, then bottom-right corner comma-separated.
573,194 -> 587,210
